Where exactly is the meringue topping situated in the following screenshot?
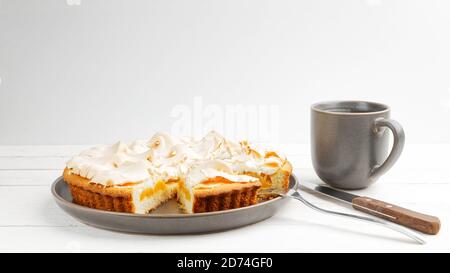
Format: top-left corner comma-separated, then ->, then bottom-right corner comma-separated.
66,131 -> 286,186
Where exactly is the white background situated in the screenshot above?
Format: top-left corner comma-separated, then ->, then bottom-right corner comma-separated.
1,0 -> 450,145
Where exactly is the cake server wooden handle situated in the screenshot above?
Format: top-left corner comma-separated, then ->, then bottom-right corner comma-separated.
352,196 -> 441,235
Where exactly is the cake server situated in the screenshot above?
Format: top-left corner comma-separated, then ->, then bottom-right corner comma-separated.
300,180 -> 441,235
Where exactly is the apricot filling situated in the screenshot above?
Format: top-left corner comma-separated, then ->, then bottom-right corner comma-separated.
201,177 -> 235,185
264,162 -> 280,168
178,180 -> 191,202
139,180 -> 168,201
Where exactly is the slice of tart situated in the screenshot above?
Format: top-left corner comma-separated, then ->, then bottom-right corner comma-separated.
63,140 -> 178,213
177,160 -> 261,213
63,168 -> 178,213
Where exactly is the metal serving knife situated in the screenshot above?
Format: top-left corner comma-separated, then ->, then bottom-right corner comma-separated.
300,181 -> 441,235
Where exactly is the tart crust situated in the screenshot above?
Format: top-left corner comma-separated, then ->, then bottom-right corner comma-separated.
63,160 -> 292,214
192,181 -> 261,213
63,168 -> 135,212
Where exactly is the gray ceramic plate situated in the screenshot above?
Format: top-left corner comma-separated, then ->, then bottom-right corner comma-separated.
52,174 -> 298,234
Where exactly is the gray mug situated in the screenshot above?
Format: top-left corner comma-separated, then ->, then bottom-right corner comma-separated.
311,101 -> 405,189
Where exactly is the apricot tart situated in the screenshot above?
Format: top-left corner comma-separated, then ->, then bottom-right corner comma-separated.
63,131 -> 292,214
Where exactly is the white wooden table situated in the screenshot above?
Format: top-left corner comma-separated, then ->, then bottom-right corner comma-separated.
0,144 -> 449,252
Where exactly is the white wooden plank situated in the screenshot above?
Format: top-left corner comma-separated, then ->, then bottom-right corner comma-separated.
0,143 -> 448,157
0,157 -> 68,170
0,144 -> 310,157
296,167 -> 450,185
0,154 -> 448,174
0,204 -> 448,252
0,156 -> 308,170
0,170 -> 62,186
0,145 -> 92,157
0,186 -> 80,227
0,168 -> 448,189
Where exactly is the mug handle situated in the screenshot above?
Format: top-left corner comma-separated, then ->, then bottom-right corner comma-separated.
370,118 -> 405,179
